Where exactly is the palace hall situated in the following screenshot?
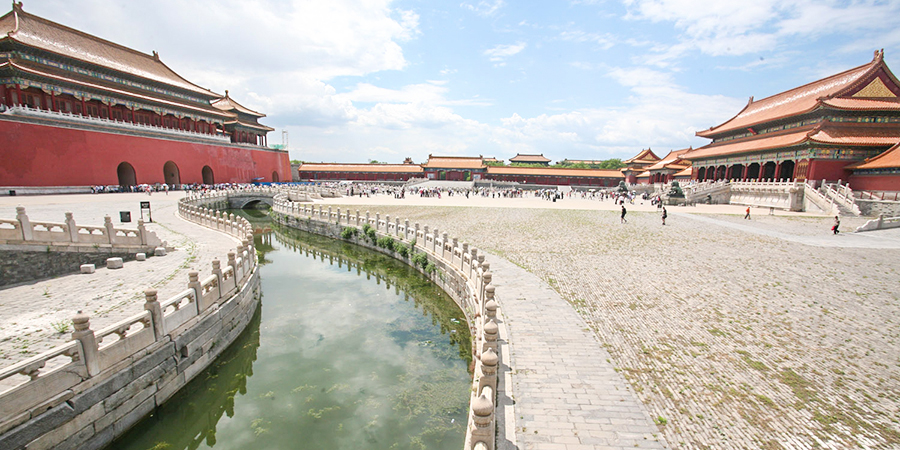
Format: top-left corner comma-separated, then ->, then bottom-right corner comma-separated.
0,3 -> 289,188
684,50 -> 900,191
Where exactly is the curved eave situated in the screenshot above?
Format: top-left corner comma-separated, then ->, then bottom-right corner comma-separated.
4,8 -> 221,99
223,120 -> 274,132
8,60 -> 234,119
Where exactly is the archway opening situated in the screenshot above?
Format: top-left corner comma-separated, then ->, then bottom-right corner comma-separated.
272,171 -> 280,183
202,166 -> 215,185
697,167 -> 706,180
117,162 -> 137,187
716,165 -> 726,180
164,161 -> 181,186
778,160 -> 795,181
762,162 -> 777,180
747,163 -> 761,180
729,164 -> 744,180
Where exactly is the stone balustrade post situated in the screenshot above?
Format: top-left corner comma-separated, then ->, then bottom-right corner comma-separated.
461,242 -> 469,270
470,391 -> 494,450
16,206 -> 33,241
71,311 -> 100,376
441,232 -> 448,258
485,286 -> 497,320
137,219 -> 150,245
414,223 -> 420,244
144,290 -> 165,340
395,218 -> 401,237
385,215 -> 391,232
104,215 -> 115,244
479,347 -> 498,393
337,208 -> 341,224
356,210 -> 360,226
376,213 -> 381,230
482,269 -> 492,301
188,272 -> 202,314
483,318 -> 498,354
470,248 -> 478,278
404,219 -> 410,239
318,206 -> 323,219
328,207 -> 333,222
212,259 -> 224,298
366,211 -> 370,225
65,212 -> 78,242
227,251 -> 237,275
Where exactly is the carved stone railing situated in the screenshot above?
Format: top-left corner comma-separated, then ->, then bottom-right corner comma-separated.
0,197 -> 259,450
269,191 -> 499,450
0,207 -> 163,248
821,180 -> 862,216
856,214 -> 900,232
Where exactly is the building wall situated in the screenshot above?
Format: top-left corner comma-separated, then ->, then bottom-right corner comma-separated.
803,159 -> 852,183
0,120 -> 289,186
848,174 -> 900,191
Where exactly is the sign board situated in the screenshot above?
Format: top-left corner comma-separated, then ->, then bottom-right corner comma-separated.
140,201 -> 152,222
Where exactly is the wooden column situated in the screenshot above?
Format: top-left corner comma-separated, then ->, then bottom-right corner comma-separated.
15,84 -> 22,106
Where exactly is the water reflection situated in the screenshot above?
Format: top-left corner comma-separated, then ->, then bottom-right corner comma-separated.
107,211 -> 472,450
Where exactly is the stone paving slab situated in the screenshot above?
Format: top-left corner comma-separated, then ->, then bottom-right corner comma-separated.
490,254 -> 666,450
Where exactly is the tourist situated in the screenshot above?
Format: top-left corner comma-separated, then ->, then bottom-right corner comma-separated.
620,205 -> 627,224
661,207 -> 667,226
832,216 -> 841,235
744,206 -> 750,220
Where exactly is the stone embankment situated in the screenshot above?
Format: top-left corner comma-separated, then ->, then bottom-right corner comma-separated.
269,192 -> 504,450
0,197 -> 260,450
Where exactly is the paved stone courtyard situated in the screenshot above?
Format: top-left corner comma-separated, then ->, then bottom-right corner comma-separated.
332,200 -> 900,449
3,192 -> 899,449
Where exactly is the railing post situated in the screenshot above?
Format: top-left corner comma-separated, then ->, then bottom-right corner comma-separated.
470,392 -> 494,450
144,289 -> 165,340
16,206 -> 33,241
395,218 -> 401,237
104,215 -> 116,244
62,211 -> 78,242
212,259 -> 224,298
71,311 -> 100,377
188,272 -> 202,314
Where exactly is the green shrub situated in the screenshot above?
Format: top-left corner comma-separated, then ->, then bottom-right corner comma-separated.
340,227 -> 358,240
376,236 -> 395,251
412,252 -> 429,269
425,262 -> 436,274
396,244 -> 410,258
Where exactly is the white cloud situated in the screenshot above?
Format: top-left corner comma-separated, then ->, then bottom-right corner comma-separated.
558,30 -> 616,49
483,42 -> 527,63
460,0 -> 506,17
622,0 -> 900,63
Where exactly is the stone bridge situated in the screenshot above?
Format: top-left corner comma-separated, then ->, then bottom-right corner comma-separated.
226,190 -> 277,209
191,186 -> 344,211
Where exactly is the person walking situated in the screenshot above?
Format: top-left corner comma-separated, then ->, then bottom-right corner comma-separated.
620,205 -> 627,224
832,216 -> 840,234
661,207 -> 667,225
744,206 -> 750,220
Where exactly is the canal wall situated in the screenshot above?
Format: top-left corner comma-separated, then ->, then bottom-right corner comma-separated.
264,193 -> 502,450
0,200 -> 261,450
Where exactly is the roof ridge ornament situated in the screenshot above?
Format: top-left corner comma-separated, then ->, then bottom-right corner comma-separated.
152,50 -> 159,61
10,1 -> 21,36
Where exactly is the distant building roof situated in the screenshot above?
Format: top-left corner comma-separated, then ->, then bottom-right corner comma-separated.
509,153 -> 551,163
486,166 -> 623,178
623,148 -> 660,165
298,163 -> 424,173
423,155 -> 487,170
646,148 -> 692,171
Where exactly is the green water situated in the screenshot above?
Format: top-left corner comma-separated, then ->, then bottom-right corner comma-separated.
108,214 -> 472,450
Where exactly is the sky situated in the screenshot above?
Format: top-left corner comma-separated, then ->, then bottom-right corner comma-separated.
21,0 -> 900,164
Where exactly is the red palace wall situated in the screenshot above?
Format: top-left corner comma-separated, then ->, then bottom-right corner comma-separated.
807,159 -> 852,183
0,120 -> 290,186
848,174 -> 900,191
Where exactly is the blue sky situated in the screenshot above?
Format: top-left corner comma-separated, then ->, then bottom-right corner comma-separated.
25,0 -> 900,164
